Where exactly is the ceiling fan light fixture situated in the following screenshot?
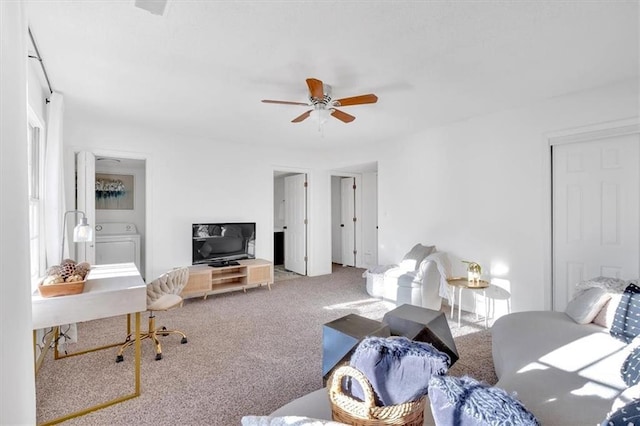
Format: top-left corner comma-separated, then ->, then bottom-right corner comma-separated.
310,108 -> 330,125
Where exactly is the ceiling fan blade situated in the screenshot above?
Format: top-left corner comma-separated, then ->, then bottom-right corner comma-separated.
292,110 -> 312,123
306,78 -> 324,99
331,109 -> 356,123
262,99 -> 310,106
333,94 -> 378,107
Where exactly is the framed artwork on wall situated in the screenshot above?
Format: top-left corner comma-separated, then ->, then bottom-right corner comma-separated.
95,173 -> 134,210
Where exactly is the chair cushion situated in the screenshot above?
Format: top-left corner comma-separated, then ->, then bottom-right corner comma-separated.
428,375 -> 539,426
148,293 -> 182,311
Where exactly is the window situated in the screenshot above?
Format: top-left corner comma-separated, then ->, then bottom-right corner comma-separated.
28,111 -> 45,288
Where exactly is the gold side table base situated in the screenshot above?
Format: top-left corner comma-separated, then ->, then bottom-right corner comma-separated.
37,312 -> 141,426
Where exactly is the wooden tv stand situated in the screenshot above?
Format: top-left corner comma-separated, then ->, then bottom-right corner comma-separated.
182,258 -> 273,299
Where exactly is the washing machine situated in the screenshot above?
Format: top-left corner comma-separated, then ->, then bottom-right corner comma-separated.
95,222 -> 141,274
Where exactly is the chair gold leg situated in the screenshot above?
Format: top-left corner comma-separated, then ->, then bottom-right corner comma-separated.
116,310 -> 187,362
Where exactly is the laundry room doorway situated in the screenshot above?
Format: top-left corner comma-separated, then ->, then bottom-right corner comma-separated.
92,156 -> 147,279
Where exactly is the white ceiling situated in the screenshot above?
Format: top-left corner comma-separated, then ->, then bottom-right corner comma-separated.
26,1 -> 639,149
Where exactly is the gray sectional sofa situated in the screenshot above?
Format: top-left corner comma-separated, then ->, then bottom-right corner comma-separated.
269,309 -> 631,425
492,310 -> 628,425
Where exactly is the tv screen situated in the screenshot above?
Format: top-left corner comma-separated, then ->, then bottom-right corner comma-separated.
192,222 -> 256,265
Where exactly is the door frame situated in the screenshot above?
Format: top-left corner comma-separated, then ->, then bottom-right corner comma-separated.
542,117 -> 640,310
64,146 -> 151,280
273,166 -> 311,276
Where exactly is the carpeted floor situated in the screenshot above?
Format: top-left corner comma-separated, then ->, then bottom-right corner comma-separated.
35,265 -> 496,425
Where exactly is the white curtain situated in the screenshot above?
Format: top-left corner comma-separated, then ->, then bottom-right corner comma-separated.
44,92 -> 65,267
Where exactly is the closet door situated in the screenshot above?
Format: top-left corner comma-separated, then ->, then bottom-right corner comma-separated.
553,133 -> 639,311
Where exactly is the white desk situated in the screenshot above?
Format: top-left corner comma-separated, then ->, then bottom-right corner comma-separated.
32,262 -> 146,425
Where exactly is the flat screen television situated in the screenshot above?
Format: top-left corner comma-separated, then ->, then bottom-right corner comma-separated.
192,222 -> 256,266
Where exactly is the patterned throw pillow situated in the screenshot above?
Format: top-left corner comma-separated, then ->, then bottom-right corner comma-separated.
601,399 -> 640,426
428,375 -> 539,426
611,282 -> 640,343
622,345 -> 640,387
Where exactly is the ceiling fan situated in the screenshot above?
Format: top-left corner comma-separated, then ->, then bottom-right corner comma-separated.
261,78 -> 378,124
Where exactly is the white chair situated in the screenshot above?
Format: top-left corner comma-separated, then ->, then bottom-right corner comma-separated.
364,245 -> 451,311
116,267 -> 189,362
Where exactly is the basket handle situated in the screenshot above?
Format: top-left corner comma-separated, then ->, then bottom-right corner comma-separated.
329,365 -> 377,411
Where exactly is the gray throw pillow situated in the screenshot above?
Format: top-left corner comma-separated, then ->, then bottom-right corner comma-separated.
565,287 -> 612,324
399,244 -> 435,271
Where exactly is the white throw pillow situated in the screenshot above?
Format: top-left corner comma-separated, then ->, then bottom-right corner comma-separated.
565,287 -> 612,324
399,244 -> 435,271
592,293 -> 622,329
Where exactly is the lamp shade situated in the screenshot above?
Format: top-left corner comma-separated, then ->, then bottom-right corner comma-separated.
73,217 -> 93,242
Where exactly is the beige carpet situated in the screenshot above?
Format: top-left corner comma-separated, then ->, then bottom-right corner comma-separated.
35,265 -> 496,425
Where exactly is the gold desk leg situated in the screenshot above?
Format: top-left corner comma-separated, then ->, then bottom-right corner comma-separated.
39,312 -> 142,426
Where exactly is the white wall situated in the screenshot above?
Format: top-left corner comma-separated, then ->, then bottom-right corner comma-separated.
361,172 -> 378,269
1,1 -> 37,423
377,78 -> 639,315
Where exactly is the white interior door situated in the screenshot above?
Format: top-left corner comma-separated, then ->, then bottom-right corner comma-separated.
553,133 -> 640,311
341,177 -> 355,267
75,151 -> 96,264
284,173 -> 307,275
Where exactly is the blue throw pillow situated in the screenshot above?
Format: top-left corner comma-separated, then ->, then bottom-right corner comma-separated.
622,345 -> 640,387
347,336 -> 450,406
611,282 -> 640,343
602,399 -> 640,426
428,375 -> 539,426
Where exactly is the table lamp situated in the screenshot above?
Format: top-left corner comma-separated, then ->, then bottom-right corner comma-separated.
60,210 -> 93,263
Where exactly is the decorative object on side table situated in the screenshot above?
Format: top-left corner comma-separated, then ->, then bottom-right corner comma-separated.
38,259 -> 92,297
462,260 -> 482,286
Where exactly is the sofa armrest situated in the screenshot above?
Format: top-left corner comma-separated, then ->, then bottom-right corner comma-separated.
416,259 -> 443,311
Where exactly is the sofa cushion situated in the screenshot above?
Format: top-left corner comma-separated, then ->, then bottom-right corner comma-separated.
399,244 -> 435,271
565,287 -> 612,324
428,375 -> 539,426
601,399 -> 640,426
347,336 -> 450,406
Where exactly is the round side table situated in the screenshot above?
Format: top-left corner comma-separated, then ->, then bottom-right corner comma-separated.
446,278 -> 490,328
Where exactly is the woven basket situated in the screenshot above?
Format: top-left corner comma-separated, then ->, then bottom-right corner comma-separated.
38,279 -> 86,297
328,365 -> 426,426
